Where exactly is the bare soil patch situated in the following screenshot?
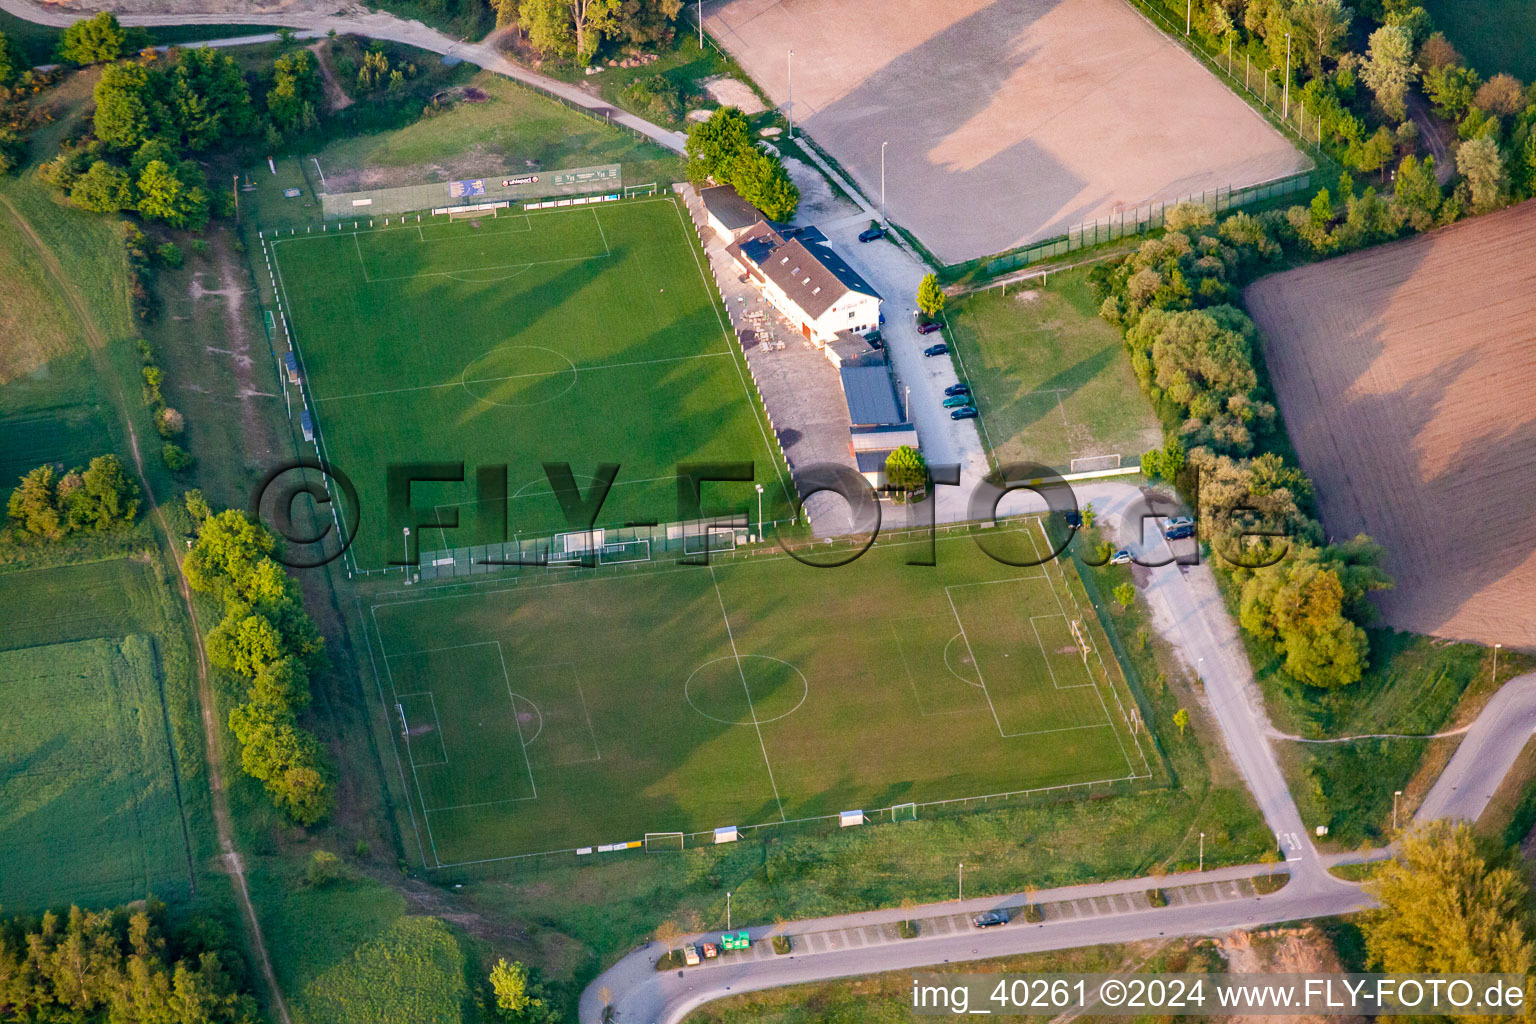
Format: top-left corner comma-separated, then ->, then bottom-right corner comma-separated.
1245,200 -> 1536,648
699,74 -> 764,114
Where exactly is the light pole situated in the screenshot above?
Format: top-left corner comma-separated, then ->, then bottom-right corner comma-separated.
726,891 -> 732,930
1199,831 -> 1205,872
697,0 -> 703,49
1393,790 -> 1403,831
402,526 -> 410,575
1283,33 -> 1292,118
1185,0 -> 1191,34
754,483 -> 764,538
958,862 -> 963,901
1494,642 -> 1502,684
787,48 -> 794,140
880,140 -> 888,225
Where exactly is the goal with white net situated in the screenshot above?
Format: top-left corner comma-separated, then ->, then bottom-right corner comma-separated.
644,832 -> 684,852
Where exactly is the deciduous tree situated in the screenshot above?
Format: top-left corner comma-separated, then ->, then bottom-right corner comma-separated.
1457,134 -> 1508,213
60,12 -> 128,65
1361,24 -> 1417,121
1363,820 -> 1535,1009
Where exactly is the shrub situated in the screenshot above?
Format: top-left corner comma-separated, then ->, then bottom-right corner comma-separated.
654,949 -> 683,971
1113,582 -> 1136,608
155,406 -> 184,438
306,849 -> 343,887
156,241 -> 183,267
162,442 -> 193,471
773,933 -> 793,953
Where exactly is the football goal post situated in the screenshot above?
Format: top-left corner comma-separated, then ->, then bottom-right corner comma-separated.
644,832 -> 685,852
889,802 -> 917,822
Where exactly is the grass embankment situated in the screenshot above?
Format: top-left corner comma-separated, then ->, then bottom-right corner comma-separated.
944,267 -> 1163,471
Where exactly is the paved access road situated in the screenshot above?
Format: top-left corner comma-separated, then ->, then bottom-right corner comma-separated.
1417,673 -> 1536,823
0,0 -> 687,154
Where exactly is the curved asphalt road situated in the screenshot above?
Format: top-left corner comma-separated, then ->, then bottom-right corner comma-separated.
0,0 -> 687,154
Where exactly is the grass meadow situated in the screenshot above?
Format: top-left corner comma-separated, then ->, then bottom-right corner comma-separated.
0,558 -> 208,909
268,196 -> 790,571
944,268 -> 1162,472
367,525 -> 1152,866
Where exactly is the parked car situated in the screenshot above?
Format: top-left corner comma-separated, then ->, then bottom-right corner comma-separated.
1165,516 -> 1194,529
1109,549 -> 1133,565
1165,523 -> 1196,541
858,225 -> 886,242
702,943 -> 718,959
944,382 -> 971,397
684,945 -> 701,966
879,312 -> 886,325
917,321 -> 943,335
923,343 -> 949,357
950,406 -> 979,420
942,394 -> 971,408
973,910 -> 1008,928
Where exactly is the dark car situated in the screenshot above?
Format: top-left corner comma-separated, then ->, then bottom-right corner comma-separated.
944,382 -> 971,397
973,910 -> 1008,928
923,343 -> 949,357
917,321 -> 943,335
1165,523 -> 1196,541
858,225 -> 886,242
950,406 -> 978,420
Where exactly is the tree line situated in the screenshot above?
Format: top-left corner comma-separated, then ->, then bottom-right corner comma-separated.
1160,0 -> 1536,215
31,15 -> 323,231
686,107 -> 799,221
6,455 -> 140,545
1091,197 -> 1395,690
0,901 -> 259,1023
185,507 -> 331,825
492,0 -> 684,65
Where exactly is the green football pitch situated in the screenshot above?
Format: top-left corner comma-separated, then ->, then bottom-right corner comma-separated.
264,196 -> 791,572
366,524 -> 1152,867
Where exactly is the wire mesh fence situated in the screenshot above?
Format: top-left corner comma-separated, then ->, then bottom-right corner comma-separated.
963,169 -> 1312,280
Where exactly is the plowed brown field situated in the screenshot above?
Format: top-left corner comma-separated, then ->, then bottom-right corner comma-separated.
1245,200 -> 1536,647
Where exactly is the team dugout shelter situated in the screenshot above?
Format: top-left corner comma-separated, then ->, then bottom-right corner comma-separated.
320,164 -> 624,219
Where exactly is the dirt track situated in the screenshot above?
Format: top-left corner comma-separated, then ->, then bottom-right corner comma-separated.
1245,200 -> 1536,648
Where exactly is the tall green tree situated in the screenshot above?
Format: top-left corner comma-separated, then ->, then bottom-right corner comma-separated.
1363,820 -> 1535,1014
1393,153 -> 1441,229
916,273 -> 945,317
1361,24 -> 1417,121
266,50 -> 321,135
1291,0 -> 1352,76
166,46 -> 256,150
884,445 -> 927,496
136,157 -> 211,230
69,160 -> 134,212
1458,134 -> 1508,212
59,12 -> 129,65
6,464 -> 63,540
1238,545 -> 1376,688
65,454 -> 140,531
0,29 -> 25,87
93,61 -> 156,151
